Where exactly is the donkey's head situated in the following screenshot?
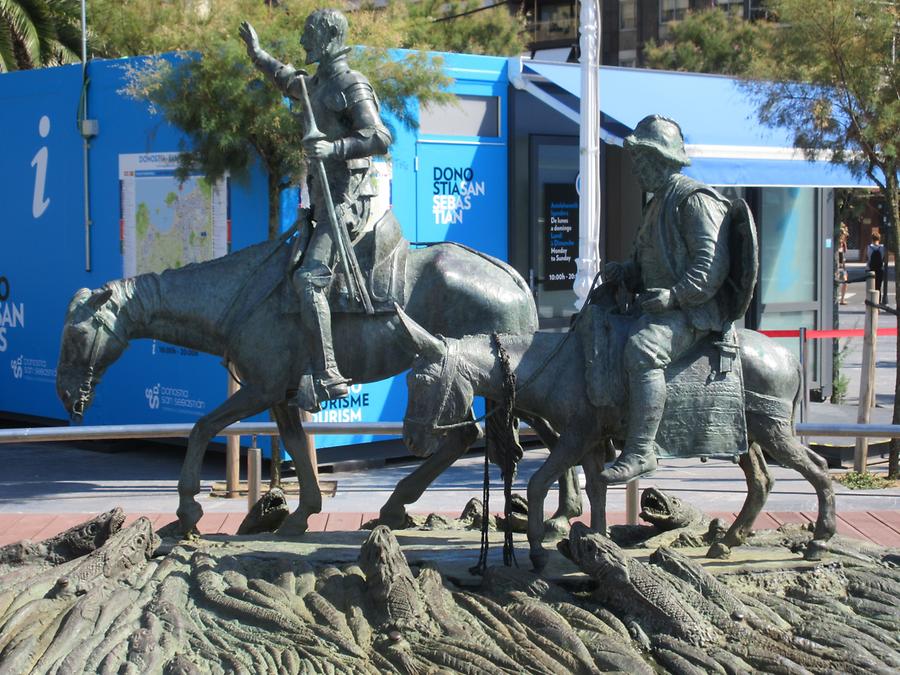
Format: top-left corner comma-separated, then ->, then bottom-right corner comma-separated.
395,308 -> 479,457
57,285 -> 129,422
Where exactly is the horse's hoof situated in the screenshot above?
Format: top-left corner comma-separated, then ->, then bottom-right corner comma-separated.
706,542 -> 731,559
530,549 -> 548,573
376,510 -> 414,530
803,539 -> 827,561
275,515 -> 309,537
176,502 -> 203,537
542,517 -> 570,542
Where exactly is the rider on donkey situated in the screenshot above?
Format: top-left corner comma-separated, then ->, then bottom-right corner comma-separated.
600,115 -> 733,484
240,9 -> 392,409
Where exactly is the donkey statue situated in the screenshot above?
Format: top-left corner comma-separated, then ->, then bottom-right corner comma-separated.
392,305 -> 836,572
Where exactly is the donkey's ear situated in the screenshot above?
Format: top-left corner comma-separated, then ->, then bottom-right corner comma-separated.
393,304 -> 445,359
86,287 -> 113,310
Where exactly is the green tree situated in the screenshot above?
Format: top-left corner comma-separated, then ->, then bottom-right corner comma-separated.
96,0 -> 523,238
0,0 -> 82,71
643,7 -> 773,75
396,0 -> 526,56
745,0 -> 900,477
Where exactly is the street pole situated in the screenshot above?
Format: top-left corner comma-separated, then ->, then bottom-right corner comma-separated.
573,0 -> 602,310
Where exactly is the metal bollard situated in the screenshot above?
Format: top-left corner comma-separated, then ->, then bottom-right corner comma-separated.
225,370 -> 241,498
247,434 -> 261,511
854,272 -> 879,473
625,479 -> 639,525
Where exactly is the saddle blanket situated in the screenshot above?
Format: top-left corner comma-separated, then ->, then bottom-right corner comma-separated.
578,301 -> 749,459
282,210 -> 408,315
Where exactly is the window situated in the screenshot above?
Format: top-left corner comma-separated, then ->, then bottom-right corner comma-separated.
619,0 -> 637,30
419,95 -> 500,137
533,1 -> 578,42
716,0 -> 745,16
659,0 -> 689,23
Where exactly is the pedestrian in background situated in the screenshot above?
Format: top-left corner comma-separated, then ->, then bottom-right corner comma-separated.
866,231 -> 886,301
837,222 -> 849,305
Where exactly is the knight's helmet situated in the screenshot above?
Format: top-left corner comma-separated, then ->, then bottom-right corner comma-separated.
624,115 -> 691,167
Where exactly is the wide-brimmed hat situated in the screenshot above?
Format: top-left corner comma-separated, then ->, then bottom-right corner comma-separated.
624,115 -> 690,167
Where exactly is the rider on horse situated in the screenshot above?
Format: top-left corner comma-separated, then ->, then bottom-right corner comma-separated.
600,115 -> 735,485
240,9 -> 392,409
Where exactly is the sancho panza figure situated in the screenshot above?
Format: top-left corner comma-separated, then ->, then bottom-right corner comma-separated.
240,10 -> 392,406
601,115 -> 732,484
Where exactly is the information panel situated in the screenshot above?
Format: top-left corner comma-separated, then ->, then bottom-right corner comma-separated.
119,153 -> 229,277
543,183 -> 579,291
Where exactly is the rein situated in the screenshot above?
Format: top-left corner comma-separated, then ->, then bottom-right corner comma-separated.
72,307 -> 129,420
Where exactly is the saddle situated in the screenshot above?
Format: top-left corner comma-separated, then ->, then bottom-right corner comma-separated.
576,299 -> 749,459
283,210 -> 409,315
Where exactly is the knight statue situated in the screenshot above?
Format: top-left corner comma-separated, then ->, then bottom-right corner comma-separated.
600,115 -> 735,484
239,9 -> 392,408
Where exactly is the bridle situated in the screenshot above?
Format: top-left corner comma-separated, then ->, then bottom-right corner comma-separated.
403,329 -> 575,436
403,340 -> 489,435
71,306 -> 128,420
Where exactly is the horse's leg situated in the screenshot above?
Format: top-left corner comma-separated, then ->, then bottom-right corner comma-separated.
708,442 -> 773,558
177,386 -> 270,535
748,413 -> 836,555
525,415 -> 584,539
527,432 -> 590,572
379,425 -> 480,528
581,445 -> 609,535
270,403 -> 321,536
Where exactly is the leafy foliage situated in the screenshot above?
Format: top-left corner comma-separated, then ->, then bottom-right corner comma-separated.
741,0 -> 900,478
834,470 -> 896,490
102,0 -> 522,234
643,8 -> 774,76
0,0 -> 82,71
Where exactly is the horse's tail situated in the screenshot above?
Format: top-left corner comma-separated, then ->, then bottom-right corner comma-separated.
790,357 -> 803,432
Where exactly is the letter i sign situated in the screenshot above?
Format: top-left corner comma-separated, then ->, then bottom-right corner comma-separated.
31,116 -> 51,219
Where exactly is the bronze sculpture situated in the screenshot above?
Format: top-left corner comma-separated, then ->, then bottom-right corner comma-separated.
600,115 -> 753,484
394,304 -> 836,570
240,9 -> 392,409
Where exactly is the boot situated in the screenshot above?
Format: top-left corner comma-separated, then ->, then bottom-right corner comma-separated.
600,368 -> 665,484
290,269 -> 349,409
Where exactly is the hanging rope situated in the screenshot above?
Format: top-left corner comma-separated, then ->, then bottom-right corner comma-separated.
469,333 -> 523,575
469,430 -> 492,576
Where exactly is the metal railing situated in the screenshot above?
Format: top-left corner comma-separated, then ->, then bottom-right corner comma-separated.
0,420 -> 895,525
0,421 -> 897,445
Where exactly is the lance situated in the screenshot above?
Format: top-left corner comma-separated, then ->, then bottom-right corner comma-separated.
297,75 -> 374,315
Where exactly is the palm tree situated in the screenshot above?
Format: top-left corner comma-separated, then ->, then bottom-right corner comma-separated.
0,0 -> 82,72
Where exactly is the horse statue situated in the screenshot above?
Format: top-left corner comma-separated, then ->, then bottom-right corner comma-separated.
56,224 -> 583,536
392,304 -> 837,571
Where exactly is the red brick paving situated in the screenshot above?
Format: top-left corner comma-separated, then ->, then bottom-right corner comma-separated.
326,513 -> 363,531
768,511 -> 812,526
841,512 -> 900,547
871,510 -> 900,535
1,511 -> 899,547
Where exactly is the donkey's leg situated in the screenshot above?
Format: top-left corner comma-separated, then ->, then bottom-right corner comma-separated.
748,413 -> 836,553
379,425 -> 480,528
525,414 -> 584,539
177,386 -> 270,535
709,442 -> 774,558
271,403 -> 321,536
527,432 -> 590,572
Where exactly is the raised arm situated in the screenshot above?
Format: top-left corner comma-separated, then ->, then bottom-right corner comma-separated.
239,21 -> 304,98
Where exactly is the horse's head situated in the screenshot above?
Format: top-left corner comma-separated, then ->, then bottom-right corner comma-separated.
57,286 -> 129,422
394,308 -> 478,457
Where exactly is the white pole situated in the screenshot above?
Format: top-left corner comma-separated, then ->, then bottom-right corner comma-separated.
573,0 -> 602,310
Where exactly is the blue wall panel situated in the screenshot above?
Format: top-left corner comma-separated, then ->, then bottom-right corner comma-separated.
0,51 -> 510,458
